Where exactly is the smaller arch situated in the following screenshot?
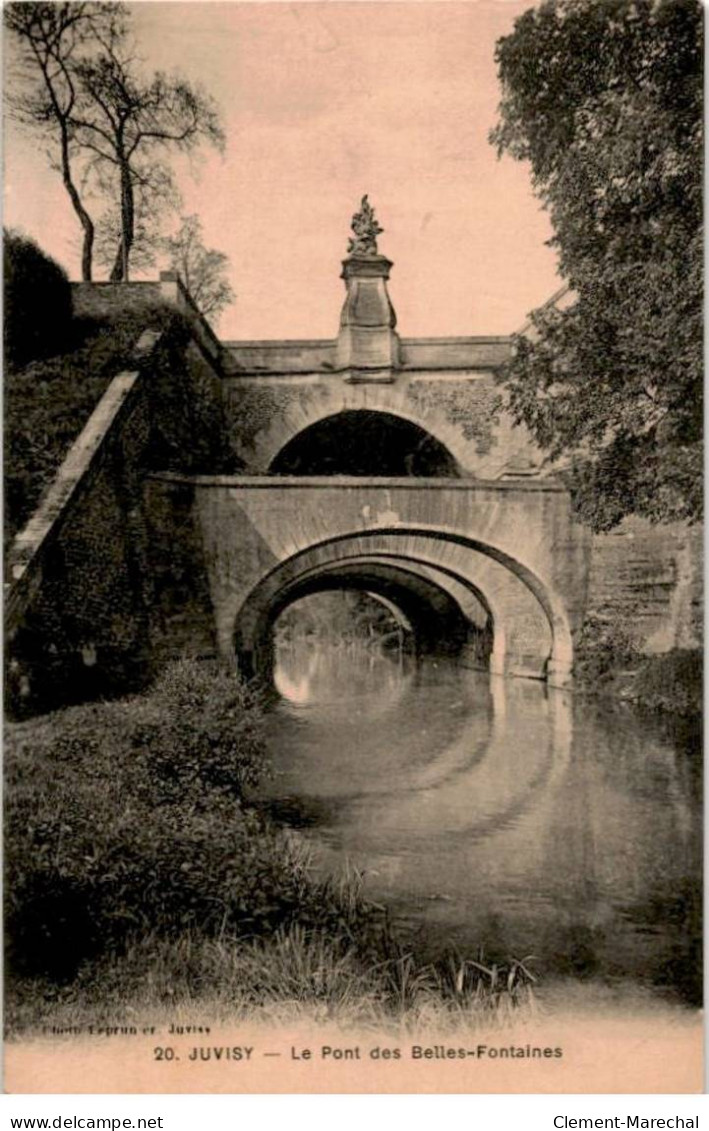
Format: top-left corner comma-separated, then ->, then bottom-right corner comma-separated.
360,592 -> 413,633
228,526 -> 570,684
241,555 -> 482,685
269,409 -> 460,478
269,559 -> 475,654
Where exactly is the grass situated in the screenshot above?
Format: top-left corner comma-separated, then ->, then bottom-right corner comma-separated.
5,659 -> 537,1039
6,916 -> 537,1040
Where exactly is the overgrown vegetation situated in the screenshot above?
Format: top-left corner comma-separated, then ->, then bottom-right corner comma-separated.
5,659 -> 536,1036
5,298 -> 239,546
574,617 -> 701,717
492,0 -> 702,531
6,927 -> 537,1038
6,303 -> 158,541
632,650 -> 703,718
4,229 -> 73,370
573,615 -> 637,686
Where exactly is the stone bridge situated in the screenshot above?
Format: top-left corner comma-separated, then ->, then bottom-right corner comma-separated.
181,200 -> 588,686
8,201 -> 700,712
146,472 -> 590,687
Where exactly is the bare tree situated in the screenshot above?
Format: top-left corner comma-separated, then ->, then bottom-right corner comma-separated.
4,2 -> 121,280
93,162 -> 179,276
162,214 -> 235,322
5,2 -> 225,282
72,20 -> 225,281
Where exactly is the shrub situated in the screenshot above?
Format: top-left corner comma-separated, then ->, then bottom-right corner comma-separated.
4,229 -> 73,370
574,614 -> 637,684
633,650 -> 703,717
4,659 -> 304,978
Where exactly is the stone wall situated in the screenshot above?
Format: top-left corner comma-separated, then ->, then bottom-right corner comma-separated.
7,381 -> 154,712
586,517 -> 703,653
72,281 -> 164,319
140,475 -> 218,667
72,273 -> 223,369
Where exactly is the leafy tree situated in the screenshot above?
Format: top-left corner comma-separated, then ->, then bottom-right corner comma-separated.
491,0 -> 702,530
161,214 -> 235,322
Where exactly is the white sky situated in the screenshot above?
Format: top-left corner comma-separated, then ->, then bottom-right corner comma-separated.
3,1 -> 561,340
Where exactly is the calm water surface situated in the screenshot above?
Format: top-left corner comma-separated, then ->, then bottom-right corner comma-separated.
258,642 -> 701,1002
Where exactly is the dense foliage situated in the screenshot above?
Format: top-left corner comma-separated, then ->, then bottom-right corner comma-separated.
5,303 -> 240,547
6,661 -> 296,977
4,230 -> 73,369
491,0 -> 702,530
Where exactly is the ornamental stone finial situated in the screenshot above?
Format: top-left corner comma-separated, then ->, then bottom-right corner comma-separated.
347,194 -> 383,258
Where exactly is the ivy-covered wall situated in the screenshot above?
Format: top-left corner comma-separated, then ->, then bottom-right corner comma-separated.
8,389 -> 153,714
405,378 -> 501,451
6,310 -> 235,717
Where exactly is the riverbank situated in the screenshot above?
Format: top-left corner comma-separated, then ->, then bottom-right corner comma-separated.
5,659 -> 535,1039
6,652 -> 700,1039
573,615 -> 702,718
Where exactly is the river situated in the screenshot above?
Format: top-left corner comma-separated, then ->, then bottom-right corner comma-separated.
258,639 -> 701,1006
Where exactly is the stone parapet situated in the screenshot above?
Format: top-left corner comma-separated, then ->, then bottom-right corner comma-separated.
223,336 -> 512,375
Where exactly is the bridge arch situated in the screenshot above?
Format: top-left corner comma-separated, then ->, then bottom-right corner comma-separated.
231,526 -> 569,685
262,556 -> 488,665
256,398 -> 471,475
269,409 -> 460,477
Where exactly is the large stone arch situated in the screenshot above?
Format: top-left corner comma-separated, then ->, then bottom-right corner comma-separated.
249,388 -> 474,474
268,409 -> 460,478
231,527 -> 566,684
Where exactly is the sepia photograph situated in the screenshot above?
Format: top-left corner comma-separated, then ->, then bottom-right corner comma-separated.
2,0 -> 703,1095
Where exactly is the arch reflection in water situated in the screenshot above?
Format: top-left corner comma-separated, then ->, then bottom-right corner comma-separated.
273,589 -> 415,712
260,639 -> 701,1003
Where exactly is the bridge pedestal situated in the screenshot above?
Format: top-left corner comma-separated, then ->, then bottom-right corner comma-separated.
336,253 -> 400,380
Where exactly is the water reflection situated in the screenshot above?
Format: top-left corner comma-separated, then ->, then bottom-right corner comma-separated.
260,640 -> 701,1003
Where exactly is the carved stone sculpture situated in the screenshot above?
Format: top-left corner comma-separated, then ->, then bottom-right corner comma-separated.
347,195 -> 383,257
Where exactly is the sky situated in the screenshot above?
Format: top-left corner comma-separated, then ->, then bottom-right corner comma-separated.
3,0 -> 561,341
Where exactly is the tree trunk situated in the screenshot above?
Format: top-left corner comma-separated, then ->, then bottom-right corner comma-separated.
109,239 -> 123,282
59,122 -> 94,281
110,161 -> 135,282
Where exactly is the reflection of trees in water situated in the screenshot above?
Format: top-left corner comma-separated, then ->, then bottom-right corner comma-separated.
275,591 -> 407,652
